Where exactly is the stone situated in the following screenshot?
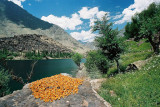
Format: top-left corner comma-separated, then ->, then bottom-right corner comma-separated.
126,59 -> 150,72
82,100 -> 88,107
0,81 -> 111,107
0,34 -> 72,54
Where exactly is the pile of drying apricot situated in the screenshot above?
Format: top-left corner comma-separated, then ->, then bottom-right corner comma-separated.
29,74 -> 83,102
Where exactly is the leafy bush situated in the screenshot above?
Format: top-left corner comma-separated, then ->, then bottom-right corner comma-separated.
72,53 -> 82,66
85,50 -> 109,74
6,56 -> 14,60
0,67 -> 10,97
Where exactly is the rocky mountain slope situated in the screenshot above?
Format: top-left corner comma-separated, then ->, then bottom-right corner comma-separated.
0,0 -> 90,54
0,34 -> 72,53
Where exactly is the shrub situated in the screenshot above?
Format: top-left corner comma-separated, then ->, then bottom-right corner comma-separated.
0,67 -> 11,97
85,50 -> 109,74
72,53 -> 82,66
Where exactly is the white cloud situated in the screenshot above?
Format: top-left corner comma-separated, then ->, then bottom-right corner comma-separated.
78,7 -> 108,20
41,7 -> 109,30
41,7 -> 109,42
41,13 -> 83,30
97,11 -> 109,19
78,7 -> 99,19
70,30 -> 97,42
113,14 -> 123,20
89,18 -> 96,27
78,7 -> 109,27
115,0 -> 160,24
8,0 -> 25,8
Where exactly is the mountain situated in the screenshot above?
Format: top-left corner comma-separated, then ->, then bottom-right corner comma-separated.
117,28 -> 125,37
78,40 -> 97,50
0,0 -> 90,54
0,34 -> 72,53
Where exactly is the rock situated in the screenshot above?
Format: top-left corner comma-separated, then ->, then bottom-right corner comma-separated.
90,79 -> 106,92
125,64 -> 138,71
0,81 -> 110,107
0,34 -> 72,53
76,63 -> 89,80
61,73 -> 72,77
126,60 -> 149,72
82,100 -> 88,107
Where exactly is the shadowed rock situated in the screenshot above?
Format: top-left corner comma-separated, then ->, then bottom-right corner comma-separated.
0,34 -> 72,53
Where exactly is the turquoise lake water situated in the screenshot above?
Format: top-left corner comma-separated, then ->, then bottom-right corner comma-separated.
6,59 -> 78,92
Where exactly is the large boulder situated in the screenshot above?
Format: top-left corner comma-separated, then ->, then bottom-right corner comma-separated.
126,59 -> 149,72
0,81 -> 111,107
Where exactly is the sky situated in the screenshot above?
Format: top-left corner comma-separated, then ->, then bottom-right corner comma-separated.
8,0 -> 160,42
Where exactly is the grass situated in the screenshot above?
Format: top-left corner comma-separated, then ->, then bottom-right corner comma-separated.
99,56 -> 160,106
99,39 -> 160,106
106,39 -> 153,76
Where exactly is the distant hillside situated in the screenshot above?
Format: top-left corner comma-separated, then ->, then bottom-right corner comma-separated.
0,0 -> 90,54
78,40 -> 97,50
0,34 -> 72,53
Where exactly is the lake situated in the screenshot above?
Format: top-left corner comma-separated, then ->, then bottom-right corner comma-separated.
5,59 -> 78,92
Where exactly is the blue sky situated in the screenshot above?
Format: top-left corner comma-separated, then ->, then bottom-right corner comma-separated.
8,0 -> 160,42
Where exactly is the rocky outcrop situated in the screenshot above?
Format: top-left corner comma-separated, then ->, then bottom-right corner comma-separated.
0,81 -> 110,107
76,64 -> 111,107
0,34 -> 72,53
125,58 -> 152,72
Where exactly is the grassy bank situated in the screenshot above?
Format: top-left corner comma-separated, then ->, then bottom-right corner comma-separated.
99,56 -> 160,106
98,40 -> 160,106
107,39 -> 153,76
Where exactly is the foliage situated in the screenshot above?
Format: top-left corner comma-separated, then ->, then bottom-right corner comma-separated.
72,53 -> 82,66
85,50 -> 109,74
25,51 -> 73,60
0,49 -> 19,60
124,23 -> 131,39
124,3 -> 160,54
92,14 -> 124,72
99,56 -> 160,106
0,67 -> 11,97
124,16 -> 140,40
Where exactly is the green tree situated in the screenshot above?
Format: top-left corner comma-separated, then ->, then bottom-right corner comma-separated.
124,15 -> 140,40
139,3 -> 160,54
92,14 -> 124,72
124,3 -> 160,54
85,50 -> 109,73
72,53 -> 82,66
124,22 -> 131,39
